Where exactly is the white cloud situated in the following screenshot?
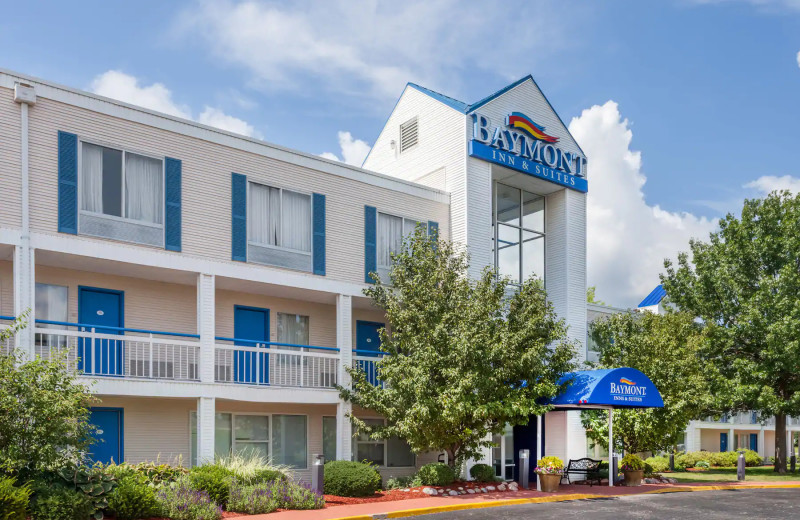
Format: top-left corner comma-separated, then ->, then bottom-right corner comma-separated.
321,131 -> 371,166
177,0 -> 571,100
91,70 -> 191,119
90,70 -> 259,138
745,175 -> 800,194
569,101 -> 718,307
197,106 -> 260,138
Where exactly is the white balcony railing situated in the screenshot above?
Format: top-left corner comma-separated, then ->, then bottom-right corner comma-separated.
214,340 -> 339,389
34,324 -> 201,381
0,316 -> 15,356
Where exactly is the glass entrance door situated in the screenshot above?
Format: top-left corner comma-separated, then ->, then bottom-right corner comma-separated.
492,425 -> 515,480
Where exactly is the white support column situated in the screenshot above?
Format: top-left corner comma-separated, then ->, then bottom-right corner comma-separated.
336,294 -> 353,461
13,245 -> 35,357
197,396 -> 215,465
536,414 -> 542,491
608,408 -> 614,487
728,427 -> 735,451
197,273 -> 216,383
758,427 -> 765,458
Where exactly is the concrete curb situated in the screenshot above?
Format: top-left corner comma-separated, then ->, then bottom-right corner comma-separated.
327,483 -> 800,520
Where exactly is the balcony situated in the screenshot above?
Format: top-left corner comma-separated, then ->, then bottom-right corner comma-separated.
353,350 -> 386,388
3,318 -> 341,390
214,338 -> 339,389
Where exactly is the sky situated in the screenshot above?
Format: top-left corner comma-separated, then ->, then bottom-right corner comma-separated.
2,0 -> 799,307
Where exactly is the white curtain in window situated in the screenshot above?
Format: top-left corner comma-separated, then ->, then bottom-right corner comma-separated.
378,213 -> 403,266
81,143 -> 103,213
125,153 -> 163,224
277,313 -> 309,348
35,284 -> 68,328
281,191 -> 311,252
249,184 -> 281,245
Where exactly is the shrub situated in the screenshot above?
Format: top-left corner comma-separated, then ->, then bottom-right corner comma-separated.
30,486 -> 94,520
240,468 -> 287,485
644,456 -> 669,473
213,453 -> 290,483
385,476 -> 415,489
0,477 -> 31,520
675,451 -> 706,469
620,454 -> 644,471
707,451 -> 736,467
469,464 -> 496,482
417,463 -> 456,486
187,465 -> 234,507
743,449 -> 763,467
107,476 -> 161,520
324,461 -> 381,497
279,481 -> 325,510
535,456 -> 564,475
56,465 -> 117,519
643,462 -> 656,477
227,481 -> 279,515
695,460 -> 710,469
156,479 -> 222,520
104,461 -> 188,486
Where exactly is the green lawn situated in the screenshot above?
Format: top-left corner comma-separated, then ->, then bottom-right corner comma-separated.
669,466 -> 800,482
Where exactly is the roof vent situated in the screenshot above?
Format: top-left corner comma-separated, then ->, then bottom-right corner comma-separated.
399,117 -> 418,153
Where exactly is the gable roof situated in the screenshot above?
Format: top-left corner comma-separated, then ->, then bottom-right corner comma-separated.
407,75 -> 585,157
638,285 -> 667,308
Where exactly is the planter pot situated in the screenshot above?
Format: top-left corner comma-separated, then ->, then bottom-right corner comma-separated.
538,473 -> 562,493
623,469 -> 644,487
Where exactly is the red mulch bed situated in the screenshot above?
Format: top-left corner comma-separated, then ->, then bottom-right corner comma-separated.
324,488 -> 422,506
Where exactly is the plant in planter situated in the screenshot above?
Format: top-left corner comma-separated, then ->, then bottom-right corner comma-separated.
534,456 -> 564,493
620,454 -> 645,486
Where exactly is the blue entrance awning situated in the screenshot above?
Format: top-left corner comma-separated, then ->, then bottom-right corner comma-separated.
548,367 -> 664,409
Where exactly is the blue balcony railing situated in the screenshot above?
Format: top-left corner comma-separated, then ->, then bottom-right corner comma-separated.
352,349 -> 386,387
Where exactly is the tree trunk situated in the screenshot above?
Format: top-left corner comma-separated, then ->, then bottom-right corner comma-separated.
774,413 -> 787,474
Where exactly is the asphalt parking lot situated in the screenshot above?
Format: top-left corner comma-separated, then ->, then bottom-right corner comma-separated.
410,488 -> 800,520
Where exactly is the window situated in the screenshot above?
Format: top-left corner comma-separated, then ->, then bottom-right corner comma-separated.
353,418 -> 415,467
277,313 -> 309,351
272,415 -> 307,468
35,283 -> 68,347
80,142 -> 163,225
377,212 -> 426,268
323,416 -> 337,462
493,183 -> 544,285
399,117 -> 418,153
190,412 -> 307,469
586,324 -> 600,363
248,183 -> 311,253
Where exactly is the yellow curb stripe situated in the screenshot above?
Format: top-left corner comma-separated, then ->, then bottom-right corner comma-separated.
325,483 -> 800,520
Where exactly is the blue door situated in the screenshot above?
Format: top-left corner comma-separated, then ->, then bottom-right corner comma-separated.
233,306 -> 269,385
750,433 -> 758,452
720,432 -> 728,452
78,287 -> 124,376
88,408 -> 123,464
356,321 -> 384,385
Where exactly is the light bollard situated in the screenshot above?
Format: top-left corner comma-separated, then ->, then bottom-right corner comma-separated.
737,451 -> 745,481
791,455 -> 796,473
311,454 -> 325,494
611,454 -> 619,485
518,449 -> 530,489
669,452 -> 675,472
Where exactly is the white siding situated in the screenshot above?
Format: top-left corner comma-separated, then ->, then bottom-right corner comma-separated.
0,260 -> 12,317
0,87 -> 22,229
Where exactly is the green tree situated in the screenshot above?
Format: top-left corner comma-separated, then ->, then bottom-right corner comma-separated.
0,315 -> 97,478
340,226 -> 576,468
661,191 -> 800,473
582,311 -> 709,454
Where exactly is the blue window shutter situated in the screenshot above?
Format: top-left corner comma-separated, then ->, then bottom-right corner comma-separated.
312,193 -> 326,276
231,173 -> 247,262
427,221 -> 439,239
364,206 -> 377,283
165,157 -> 182,252
57,131 -> 78,234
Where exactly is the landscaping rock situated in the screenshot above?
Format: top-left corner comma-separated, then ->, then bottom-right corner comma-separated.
467,489 -> 476,494
480,487 -> 487,493
508,482 -> 519,490
402,488 -> 410,492
486,485 -> 496,491
498,484 -> 507,491
448,490 -> 459,496
459,491 -> 466,495
422,487 -> 437,496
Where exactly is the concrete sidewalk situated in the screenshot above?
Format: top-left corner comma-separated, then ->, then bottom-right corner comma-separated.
239,481 -> 800,520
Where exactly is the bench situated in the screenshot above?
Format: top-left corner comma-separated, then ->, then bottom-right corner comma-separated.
561,458 -> 603,486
